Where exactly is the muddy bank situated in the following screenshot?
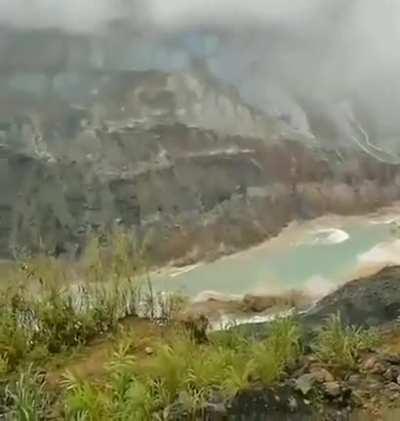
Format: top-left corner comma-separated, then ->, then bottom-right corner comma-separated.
186,291 -> 312,329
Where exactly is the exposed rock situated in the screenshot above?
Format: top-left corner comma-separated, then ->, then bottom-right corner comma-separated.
242,294 -> 277,312
205,402 -> 227,416
1,67 -> 400,264
382,354 -> 400,365
363,356 -> 379,371
288,396 -> 299,412
370,361 -> 386,375
302,266 -> 400,329
348,375 -> 362,386
384,367 -> 400,382
388,382 -> 400,392
322,381 -> 342,398
144,346 -> 154,356
223,386 -> 314,419
295,373 -> 316,395
309,367 -> 335,384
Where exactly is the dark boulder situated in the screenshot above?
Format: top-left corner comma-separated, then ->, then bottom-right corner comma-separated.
302,266 -> 400,329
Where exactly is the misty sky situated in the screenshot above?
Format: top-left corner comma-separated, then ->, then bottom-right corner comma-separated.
1,0 -> 400,138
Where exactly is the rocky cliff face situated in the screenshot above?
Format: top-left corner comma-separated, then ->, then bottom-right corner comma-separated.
1,68 -> 400,263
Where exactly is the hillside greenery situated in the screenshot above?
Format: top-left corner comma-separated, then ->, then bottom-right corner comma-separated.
0,233 -> 380,420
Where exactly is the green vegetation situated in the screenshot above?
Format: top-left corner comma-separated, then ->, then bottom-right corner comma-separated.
0,231 -> 151,373
4,365 -> 51,421
0,233 -> 382,420
0,317 -> 307,420
313,313 -> 380,371
0,308 -> 381,420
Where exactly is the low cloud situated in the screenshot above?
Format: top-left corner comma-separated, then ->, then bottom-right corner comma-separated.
1,0 -> 400,140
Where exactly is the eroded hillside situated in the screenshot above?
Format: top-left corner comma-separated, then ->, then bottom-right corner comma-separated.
1,67 -> 399,263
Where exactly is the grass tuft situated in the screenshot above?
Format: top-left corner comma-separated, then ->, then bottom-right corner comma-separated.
313,312 -> 380,370
5,365 -> 50,421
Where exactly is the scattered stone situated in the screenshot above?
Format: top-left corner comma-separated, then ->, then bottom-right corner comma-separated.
382,354 -> 400,365
388,382 -> 400,392
363,356 -> 379,371
287,396 -> 298,412
242,295 -> 276,312
363,355 -> 386,375
348,374 -> 362,386
323,381 -> 342,398
371,396 -> 379,405
384,367 -> 400,381
295,374 -> 315,396
370,362 -> 386,375
367,382 -> 382,392
303,355 -> 318,365
206,402 -> 227,416
351,391 -> 363,407
310,367 -> 334,383
144,346 -> 154,355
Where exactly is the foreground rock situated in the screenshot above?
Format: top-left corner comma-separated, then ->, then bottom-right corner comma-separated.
163,348 -> 400,420
197,266 -> 400,420
303,266 -> 400,329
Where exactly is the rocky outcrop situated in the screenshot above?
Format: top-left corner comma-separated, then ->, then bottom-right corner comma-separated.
303,266 -> 400,329
1,69 -> 400,262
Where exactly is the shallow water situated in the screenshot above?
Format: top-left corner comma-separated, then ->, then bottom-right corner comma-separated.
152,209 -> 400,299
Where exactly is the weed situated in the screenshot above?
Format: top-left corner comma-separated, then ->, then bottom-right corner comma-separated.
210,327 -> 248,351
268,317 -> 303,366
62,371 -> 108,421
221,352 -> 254,398
250,342 -> 284,385
314,312 -> 379,370
250,317 -> 302,385
5,365 -> 49,421
0,312 -> 30,371
118,379 -> 156,421
0,354 -> 8,377
147,342 -> 192,403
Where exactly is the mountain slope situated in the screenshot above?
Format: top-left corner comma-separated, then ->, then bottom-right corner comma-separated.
1,69 -> 399,262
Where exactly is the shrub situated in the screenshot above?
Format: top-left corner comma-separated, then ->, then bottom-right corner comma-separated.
314,312 -> 380,370
250,317 -> 302,385
62,371 -> 108,421
221,351 -> 254,398
0,354 -> 8,377
250,343 -> 284,385
146,341 -> 194,403
5,365 -> 50,421
34,293 -> 96,353
267,317 -> 303,367
210,328 -> 248,351
118,379 -> 156,421
0,312 -> 30,371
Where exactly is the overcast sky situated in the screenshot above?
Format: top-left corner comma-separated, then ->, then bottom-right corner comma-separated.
0,0 -> 327,31
1,0 -> 400,136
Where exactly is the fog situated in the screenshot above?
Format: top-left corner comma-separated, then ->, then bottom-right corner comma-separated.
1,0 -> 400,142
